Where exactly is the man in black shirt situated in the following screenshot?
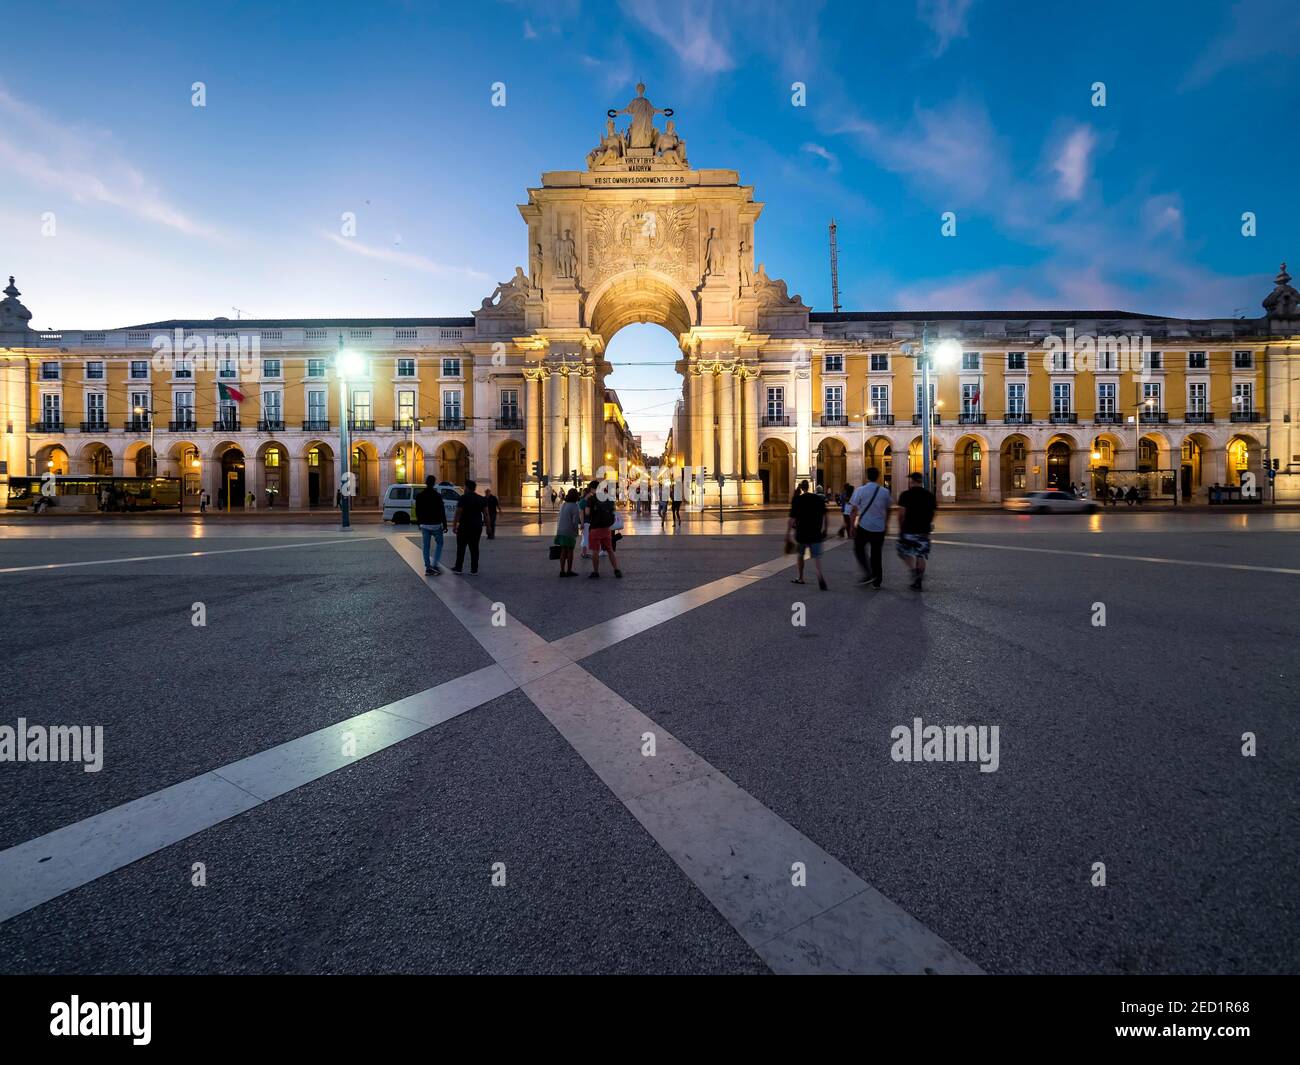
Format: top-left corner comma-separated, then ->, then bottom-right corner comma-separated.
415,475 -> 448,575
452,479 -> 487,574
895,472 -> 937,590
787,479 -> 829,590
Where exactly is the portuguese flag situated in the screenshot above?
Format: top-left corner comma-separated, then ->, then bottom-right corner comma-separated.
217,382 -> 245,403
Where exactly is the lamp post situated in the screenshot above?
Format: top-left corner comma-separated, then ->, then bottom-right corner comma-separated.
409,414 -> 422,483
336,336 -> 365,530
901,326 -> 960,492
133,405 -> 156,480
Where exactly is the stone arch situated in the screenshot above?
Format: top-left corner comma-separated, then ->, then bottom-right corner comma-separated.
302,441 -> 336,507
255,440 -> 291,507
814,435 -> 849,495
758,436 -> 792,503
34,443 -> 70,476
167,440 -> 203,500
350,440 -> 380,503
123,439 -> 155,478
1180,431 -> 1214,497
953,432 -> 990,500
1227,433 -> 1264,487
584,269 -> 698,344
387,440 -> 425,485
494,438 -> 524,505
1138,429 -> 1173,472
434,439 -> 471,486
77,441 -> 115,477
864,434 -> 895,492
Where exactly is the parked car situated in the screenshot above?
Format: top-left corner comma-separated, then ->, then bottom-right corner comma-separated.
383,482 -> 461,524
1003,490 -> 1099,514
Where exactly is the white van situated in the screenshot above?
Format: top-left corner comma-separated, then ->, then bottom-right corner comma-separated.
383,482 -> 461,525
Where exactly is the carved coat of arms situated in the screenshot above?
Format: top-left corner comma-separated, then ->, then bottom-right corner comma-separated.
584,199 -> 696,285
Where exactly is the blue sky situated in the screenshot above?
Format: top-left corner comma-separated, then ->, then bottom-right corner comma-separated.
4,0 -> 1298,448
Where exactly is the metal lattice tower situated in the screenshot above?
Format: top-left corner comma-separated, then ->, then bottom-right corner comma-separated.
829,218 -> 841,313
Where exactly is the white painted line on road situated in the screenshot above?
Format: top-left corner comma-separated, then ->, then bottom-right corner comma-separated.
388,534 -> 980,974
0,537 -> 382,575
932,538 -> 1300,576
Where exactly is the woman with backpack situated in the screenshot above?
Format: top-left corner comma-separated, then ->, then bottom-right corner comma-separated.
585,485 -> 623,579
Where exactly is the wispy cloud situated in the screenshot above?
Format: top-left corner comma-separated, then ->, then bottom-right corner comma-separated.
916,0 -> 975,56
800,142 -> 840,172
323,233 -> 489,281
619,0 -> 736,73
1051,125 -> 1096,201
0,85 -> 222,240
1183,0 -> 1300,87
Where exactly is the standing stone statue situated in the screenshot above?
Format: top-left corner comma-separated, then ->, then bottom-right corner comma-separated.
704,227 -> 725,277
615,83 -> 669,150
555,229 -> 577,280
530,240 -> 543,287
738,238 -> 752,288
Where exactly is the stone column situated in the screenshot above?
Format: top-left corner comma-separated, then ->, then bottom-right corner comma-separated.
290,456 -> 309,507
795,371 -> 813,480
718,368 -> 736,477
937,447 -> 956,502
1029,448 -> 1047,490
743,372 -> 760,479
547,370 -> 564,482
525,373 -> 542,486
567,370 -> 582,480
688,371 -> 703,472
981,445 -> 999,502
700,366 -> 716,476
581,371 -> 596,477
1204,445 -> 1227,494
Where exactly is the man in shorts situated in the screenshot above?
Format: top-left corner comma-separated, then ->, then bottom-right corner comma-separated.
787,479 -> 829,590
896,471 -> 937,591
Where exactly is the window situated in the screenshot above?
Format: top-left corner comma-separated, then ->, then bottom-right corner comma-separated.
307,391 -> 327,422
443,389 -> 462,420
824,385 -> 843,418
397,389 -> 416,426
869,384 -> 889,416
308,358 -> 326,378
42,394 -> 62,423
1142,382 -> 1161,411
961,351 -> 980,371
262,359 -> 281,378
870,353 -> 889,372
1188,351 -> 1207,369
1095,344 -> 1116,371
915,382 -> 936,411
397,358 -> 416,378
1050,350 -> 1069,372
442,357 -> 462,378
130,391 -> 150,420
265,449 -> 280,467
130,360 -> 149,379
500,388 -> 519,420
1010,440 -> 1027,461
1052,382 -> 1071,416
218,398 -> 237,426
40,361 -> 60,380
351,390 -> 372,422
1007,383 -> 1026,415
961,383 -> 981,414
174,359 -> 193,379
1146,350 -> 1163,370
174,392 -> 194,420
262,391 -> 283,421
1233,382 -> 1253,412
308,447 -> 321,467
1188,382 -> 1207,413
1007,352 -> 1026,371
86,393 -> 105,421
218,359 -> 237,379
1234,350 -> 1254,369
1097,382 -> 1116,415
766,386 -> 785,419
85,361 -> 105,380
824,353 -> 844,373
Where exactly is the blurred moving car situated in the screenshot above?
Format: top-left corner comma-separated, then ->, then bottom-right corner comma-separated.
383,481 -> 461,524
1003,490 -> 1099,514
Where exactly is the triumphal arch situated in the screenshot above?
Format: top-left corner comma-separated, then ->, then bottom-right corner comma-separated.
474,83 -> 818,504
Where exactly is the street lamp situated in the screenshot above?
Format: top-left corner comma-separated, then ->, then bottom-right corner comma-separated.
133,405 -> 157,480
336,339 -> 365,530
900,329 -> 960,491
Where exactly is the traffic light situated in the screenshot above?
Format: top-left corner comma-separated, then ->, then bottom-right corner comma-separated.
530,459 -> 542,478
571,468 -> 578,485
1272,458 -> 1281,471
701,466 -> 708,480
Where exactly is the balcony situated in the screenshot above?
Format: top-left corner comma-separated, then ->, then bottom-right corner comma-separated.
1139,410 -> 1168,424
168,418 -> 197,432
348,419 -> 375,431
1003,412 -> 1031,424
1230,410 -> 1262,423
1093,412 -> 1121,424
1184,411 -> 1215,424
912,414 -> 942,425
438,417 -> 466,431
495,416 -> 523,430
392,419 -> 422,432
213,417 -> 240,432
819,415 -> 849,427
257,419 -> 285,432
33,420 -> 63,432
302,419 -> 331,432
80,420 -> 109,433
124,417 -> 151,432
867,414 -> 894,426
760,415 -> 790,427
1049,412 -> 1077,424
957,412 -> 986,425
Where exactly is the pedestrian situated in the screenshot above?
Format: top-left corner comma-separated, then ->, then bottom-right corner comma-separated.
839,483 -> 855,538
670,479 -> 682,524
585,483 -> 622,579
896,471 -> 937,591
415,475 -> 448,575
787,479 -> 829,590
1125,485 -> 1137,506
554,488 -> 581,577
848,467 -> 891,588
484,489 -> 499,539
578,479 -> 596,559
200,491 -> 209,514
452,478 -> 486,574
657,482 -> 668,525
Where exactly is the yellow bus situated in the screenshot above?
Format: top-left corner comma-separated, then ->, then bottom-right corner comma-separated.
5,475 -> 183,512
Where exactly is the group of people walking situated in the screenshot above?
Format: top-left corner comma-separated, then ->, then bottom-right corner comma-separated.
414,475 -> 492,576
554,480 -> 624,579
786,468 -> 938,591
